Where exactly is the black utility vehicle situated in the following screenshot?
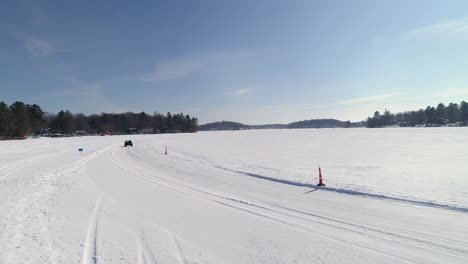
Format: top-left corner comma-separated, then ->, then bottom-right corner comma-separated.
124,140 -> 133,147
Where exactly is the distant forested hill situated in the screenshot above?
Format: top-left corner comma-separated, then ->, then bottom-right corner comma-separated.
287,119 -> 348,128
249,124 -> 288,129
366,101 -> 468,127
198,121 -> 248,131
198,119 -> 358,131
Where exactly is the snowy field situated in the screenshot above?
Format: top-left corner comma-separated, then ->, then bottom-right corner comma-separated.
0,128 -> 467,263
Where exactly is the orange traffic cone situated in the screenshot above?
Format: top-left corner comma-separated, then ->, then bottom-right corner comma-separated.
317,166 -> 325,186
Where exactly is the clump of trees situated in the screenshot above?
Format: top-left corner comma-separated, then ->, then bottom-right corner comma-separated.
366,101 -> 468,128
57,111 -> 198,134
0,101 -> 46,138
0,100 -> 198,139
287,119 -> 352,128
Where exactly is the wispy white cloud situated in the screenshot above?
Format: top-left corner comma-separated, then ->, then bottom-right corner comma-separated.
32,79 -> 124,114
191,94 -> 392,124
16,33 -> 65,58
192,102 -> 350,125
428,87 -> 468,98
140,57 -> 206,82
23,35 -> 55,57
178,86 -> 468,124
402,17 -> 468,40
139,49 -> 272,82
337,93 -> 401,105
402,88 -> 468,105
232,88 -> 250,97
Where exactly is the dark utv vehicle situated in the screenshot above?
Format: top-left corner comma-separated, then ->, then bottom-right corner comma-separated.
124,140 -> 133,147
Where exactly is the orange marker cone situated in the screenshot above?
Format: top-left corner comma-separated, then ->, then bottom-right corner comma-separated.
317,166 -> 325,186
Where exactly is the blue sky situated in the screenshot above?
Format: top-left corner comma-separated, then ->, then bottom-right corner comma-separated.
2,0 -> 468,124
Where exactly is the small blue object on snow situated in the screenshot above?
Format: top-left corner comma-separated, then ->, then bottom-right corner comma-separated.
78,148 -> 83,152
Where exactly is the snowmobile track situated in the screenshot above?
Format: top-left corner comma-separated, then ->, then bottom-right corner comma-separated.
82,197 -> 104,264
110,148 -> 468,264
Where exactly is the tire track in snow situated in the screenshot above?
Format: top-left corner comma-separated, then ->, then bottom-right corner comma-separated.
111,147 -> 468,263
60,145 -> 115,176
137,230 -> 158,264
0,148 -> 78,180
82,197 -> 104,264
121,148 -> 433,252
0,155 -> 42,180
167,147 -> 468,213
152,148 -> 468,252
111,149 -> 416,262
112,153 -> 420,264
171,234 -> 189,264
137,227 -> 188,264
0,145 -> 114,263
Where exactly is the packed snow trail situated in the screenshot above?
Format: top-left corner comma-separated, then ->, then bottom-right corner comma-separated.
82,197 -> 104,264
100,142 -> 468,263
1,129 -> 468,263
0,138 -> 118,263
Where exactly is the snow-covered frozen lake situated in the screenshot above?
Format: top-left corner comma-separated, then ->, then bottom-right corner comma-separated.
170,128 -> 468,209
1,128 -> 467,263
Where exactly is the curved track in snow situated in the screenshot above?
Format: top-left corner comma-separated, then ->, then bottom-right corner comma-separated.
1,132 -> 468,264
104,144 -> 468,264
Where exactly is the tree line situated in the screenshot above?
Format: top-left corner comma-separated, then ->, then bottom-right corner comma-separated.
287,119 -> 352,128
0,101 -> 45,139
0,100 -> 198,139
366,101 -> 468,128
